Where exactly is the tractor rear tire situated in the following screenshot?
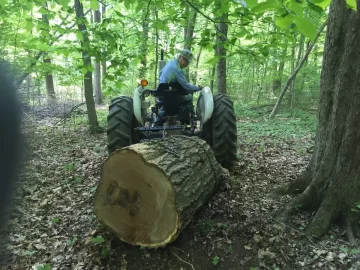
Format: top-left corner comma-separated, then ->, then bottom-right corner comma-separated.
203,94 -> 237,171
107,96 -> 139,154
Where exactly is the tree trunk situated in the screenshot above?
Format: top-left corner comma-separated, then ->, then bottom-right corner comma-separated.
210,65 -> 216,93
272,42 -> 287,96
138,8 -> 149,79
154,7 -> 159,87
93,9 -> 102,105
288,40 -> 296,107
216,14 -> 228,95
95,136 -> 226,247
74,0 -> 99,132
101,4 -> 107,86
41,9 -> 56,103
274,0 -> 360,241
43,57 -> 56,102
193,46 -> 202,85
184,5 -> 197,81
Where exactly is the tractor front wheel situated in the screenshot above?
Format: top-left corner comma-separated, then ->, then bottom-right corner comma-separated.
203,94 -> 237,171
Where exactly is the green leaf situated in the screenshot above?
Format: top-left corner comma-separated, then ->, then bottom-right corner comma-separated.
92,236 -> 105,244
0,0 -> 7,7
23,250 -> 37,256
38,7 -> 48,14
75,31 -> 83,41
251,0 -> 281,13
81,67 -> 88,75
220,1 -> 231,13
351,249 -> 360,254
51,217 -> 60,223
26,21 -> 34,32
309,0 -> 331,8
90,0 -> 99,10
66,237 -> 77,246
307,1 -> 324,13
275,14 -> 295,29
246,0 -> 258,8
259,47 -> 269,56
101,248 -> 109,257
212,256 -> 220,265
346,0 -> 357,10
124,0 -> 131,9
37,264 -> 51,270
340,247 -> 349,252
58,0 -> 71,8
207,57 -> 220,66
288,1 -> 303,14
295,17 -> 317,41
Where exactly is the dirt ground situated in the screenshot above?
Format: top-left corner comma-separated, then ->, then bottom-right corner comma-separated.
1,118 -> 359,270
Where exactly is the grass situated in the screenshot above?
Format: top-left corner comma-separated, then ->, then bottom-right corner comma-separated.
234,102 -> 317,144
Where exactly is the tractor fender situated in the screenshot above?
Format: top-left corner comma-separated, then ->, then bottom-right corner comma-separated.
200,86 -> 214,127
133,86 -> 144,126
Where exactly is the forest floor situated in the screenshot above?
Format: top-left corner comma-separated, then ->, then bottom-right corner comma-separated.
1,105 -> 360,270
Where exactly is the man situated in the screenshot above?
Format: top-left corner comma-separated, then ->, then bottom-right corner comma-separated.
159,49 -> 201,93
155,49 -> 201,126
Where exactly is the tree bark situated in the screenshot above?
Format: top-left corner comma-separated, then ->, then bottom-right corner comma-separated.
138,8 -> 149,79
95,136 -> 226,247
274,0 -> 360,240
184,5 -> 197,81
41,9 -> 56,103
216,14 -> 228,95
43,57 -> 56,102
93,9 -> 102,105
74,0 -> 99,132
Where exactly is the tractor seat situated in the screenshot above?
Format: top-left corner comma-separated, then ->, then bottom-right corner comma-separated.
154,82 -> 193,104
154,83 -> 193,116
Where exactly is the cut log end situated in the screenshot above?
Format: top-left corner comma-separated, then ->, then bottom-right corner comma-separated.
95,150 -> 180,247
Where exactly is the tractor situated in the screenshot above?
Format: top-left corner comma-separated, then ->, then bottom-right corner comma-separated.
106,55 -> 238,170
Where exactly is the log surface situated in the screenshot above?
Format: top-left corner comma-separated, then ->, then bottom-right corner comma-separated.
95,135 -> 226,247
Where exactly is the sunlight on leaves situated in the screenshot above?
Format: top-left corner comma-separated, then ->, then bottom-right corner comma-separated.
346,0 -> 357,10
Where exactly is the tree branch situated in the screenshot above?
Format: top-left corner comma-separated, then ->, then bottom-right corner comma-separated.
269,20 -> 328,119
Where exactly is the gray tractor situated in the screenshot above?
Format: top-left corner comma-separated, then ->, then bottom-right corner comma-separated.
106,57 -> 237,170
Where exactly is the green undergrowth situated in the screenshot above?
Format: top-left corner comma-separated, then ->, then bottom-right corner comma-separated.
235,103 -> 317,146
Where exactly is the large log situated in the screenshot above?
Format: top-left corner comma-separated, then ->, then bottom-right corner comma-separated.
94,135 -> 227,248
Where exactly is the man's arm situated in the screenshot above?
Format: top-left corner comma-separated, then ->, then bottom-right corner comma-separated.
173,68 -> 201,93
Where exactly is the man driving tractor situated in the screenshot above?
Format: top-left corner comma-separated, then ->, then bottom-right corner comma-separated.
155,49 -> 201,126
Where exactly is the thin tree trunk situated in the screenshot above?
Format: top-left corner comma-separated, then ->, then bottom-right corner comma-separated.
184,5 -> 197,81
288,40 -> 296,107
193,46 -> 202,85
154,8 -> 159,87
216,13 -> 228,95
101,4 -> 107,85
210,66 -> 216,93
74,0 -> 98,132
41,7 -> 56,103
139,8 -> 149,79
43,57 -> 56,102
93,9 -> 102,104
269,21 -> 327,118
